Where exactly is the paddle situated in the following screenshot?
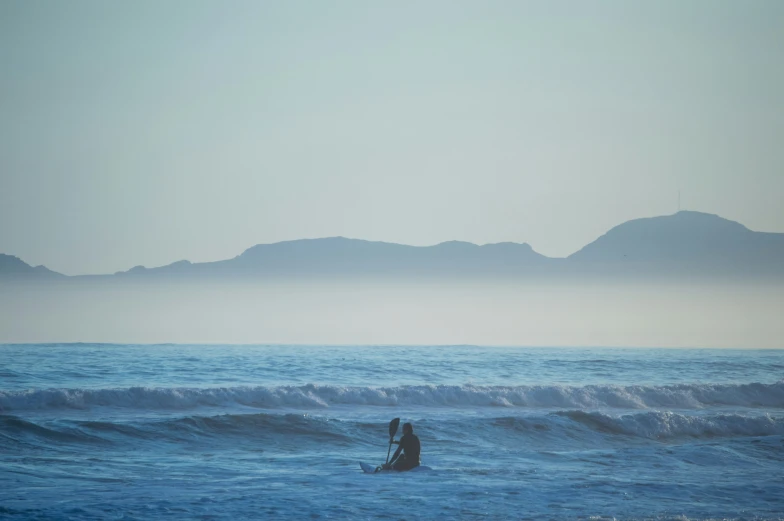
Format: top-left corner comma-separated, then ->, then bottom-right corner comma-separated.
384,418 -> 401,466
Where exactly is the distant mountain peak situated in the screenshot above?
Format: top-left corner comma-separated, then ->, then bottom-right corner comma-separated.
0,254 -> 62,278
432,240 -> 479,249
115,259 -> 192,276
239,236 -> 390,257
668,210 -> 749,229
567,210 -> 776,269
604,211 -> 749,234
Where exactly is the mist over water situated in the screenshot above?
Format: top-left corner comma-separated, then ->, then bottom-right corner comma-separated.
1,280 -> 782,347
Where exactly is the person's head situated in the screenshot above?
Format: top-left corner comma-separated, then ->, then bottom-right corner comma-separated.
402,422 -> 413,435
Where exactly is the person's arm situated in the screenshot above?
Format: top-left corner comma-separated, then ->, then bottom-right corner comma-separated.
385,443 -> 403,468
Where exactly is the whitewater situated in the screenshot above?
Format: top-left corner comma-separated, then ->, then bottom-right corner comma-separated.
1,345 -> 783,520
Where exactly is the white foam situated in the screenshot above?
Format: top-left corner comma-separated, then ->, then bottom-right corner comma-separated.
560,410 -> 784,439
2,382 -> 783,412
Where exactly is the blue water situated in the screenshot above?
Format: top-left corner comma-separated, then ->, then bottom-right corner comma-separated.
1,344 -> 783,520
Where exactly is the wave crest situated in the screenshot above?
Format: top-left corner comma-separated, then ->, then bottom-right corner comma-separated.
3,410 -> 782,447
556,410 -> 784,439
2,382 -> 783,412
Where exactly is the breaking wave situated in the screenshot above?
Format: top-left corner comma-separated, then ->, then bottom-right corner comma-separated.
2,382 -> 784,413
554,410 -> 784,439
3,410 -> 783,448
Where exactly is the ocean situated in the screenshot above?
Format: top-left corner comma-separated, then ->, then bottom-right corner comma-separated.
1,344 -> 783,520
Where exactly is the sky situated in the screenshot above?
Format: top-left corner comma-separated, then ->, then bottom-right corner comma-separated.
1,0 -> 783,276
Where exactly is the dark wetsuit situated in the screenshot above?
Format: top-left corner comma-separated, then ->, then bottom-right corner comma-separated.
390,433 -> 420,471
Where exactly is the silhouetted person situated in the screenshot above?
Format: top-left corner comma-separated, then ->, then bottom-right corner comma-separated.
384,422 -> 420,471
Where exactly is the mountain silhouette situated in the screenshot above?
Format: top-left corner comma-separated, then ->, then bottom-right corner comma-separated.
113,237 -> 549,279
0,254 -> 64,279
2,211 -> 782,281
567,211 -> 784,277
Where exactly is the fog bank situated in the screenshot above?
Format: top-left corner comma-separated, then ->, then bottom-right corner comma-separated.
1,281 -> 781,348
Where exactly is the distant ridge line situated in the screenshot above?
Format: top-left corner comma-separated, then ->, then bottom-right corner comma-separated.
2,211 -> 783,280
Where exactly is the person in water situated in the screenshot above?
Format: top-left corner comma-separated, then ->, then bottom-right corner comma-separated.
384,422 -> 420,471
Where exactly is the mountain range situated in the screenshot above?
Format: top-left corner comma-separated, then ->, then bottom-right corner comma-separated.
2,211 -> 783,281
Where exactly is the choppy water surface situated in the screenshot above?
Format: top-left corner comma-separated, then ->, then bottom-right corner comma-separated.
1,344 -> 783,520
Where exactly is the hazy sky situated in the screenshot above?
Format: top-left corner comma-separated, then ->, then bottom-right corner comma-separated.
2,0 -> 783,275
